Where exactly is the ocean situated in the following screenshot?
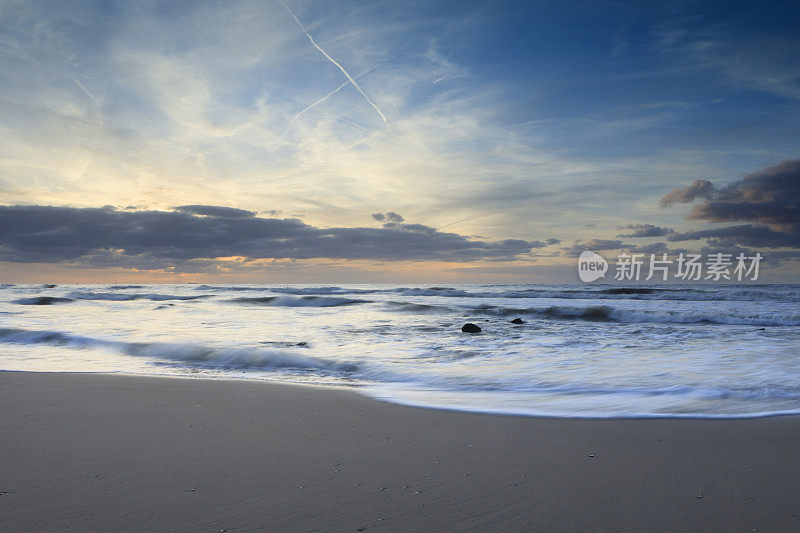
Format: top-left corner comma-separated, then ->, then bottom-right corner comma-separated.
1,283 -> 799,418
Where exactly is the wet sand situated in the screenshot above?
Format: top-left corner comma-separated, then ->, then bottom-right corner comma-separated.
1,371 -> 799,531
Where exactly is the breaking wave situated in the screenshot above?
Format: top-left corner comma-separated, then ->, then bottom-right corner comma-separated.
67,292 -> 209,302
468,304 -> 800,326
0,327 -> 357,373
230,296 -> 368,307
190,284 -> 800,302
383,301 -> 451,313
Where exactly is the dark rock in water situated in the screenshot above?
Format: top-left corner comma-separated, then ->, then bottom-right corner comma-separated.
42,284 -> 57,288
461,323 -> 481,333
510,318 -> 525,324
14,296 -> 73,305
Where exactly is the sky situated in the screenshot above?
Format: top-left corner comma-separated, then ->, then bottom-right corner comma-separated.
0,0 -> 798,283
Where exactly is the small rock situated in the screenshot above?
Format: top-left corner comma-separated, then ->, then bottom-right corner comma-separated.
461,323 -> 481,333
511,318 -> 525,324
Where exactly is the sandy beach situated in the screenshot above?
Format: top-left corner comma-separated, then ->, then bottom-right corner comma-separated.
2,371 -> 800,531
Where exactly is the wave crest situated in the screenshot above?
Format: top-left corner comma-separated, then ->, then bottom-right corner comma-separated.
68,292 -> 208,301
230,296 -> 368,307
469,304 -> 799,326
0,327 -> 357,373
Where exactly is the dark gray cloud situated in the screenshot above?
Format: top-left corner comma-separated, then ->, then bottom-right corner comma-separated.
0,205 -> 540,267
659,180 -> 715,207
526,240 -> 550,249
667,224 -> 800,248
617,223 -> 674,238
688,201 -> 797,227
562,239 -> 686,258
381,222 -> 437,234
175,205 -> 256,218
628,242 -> 687,255
562,239 -> 632,257
371,211 -> 404,223
662,158 -> 800,250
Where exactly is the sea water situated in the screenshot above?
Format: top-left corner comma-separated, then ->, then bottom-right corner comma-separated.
1,283 -> 799,418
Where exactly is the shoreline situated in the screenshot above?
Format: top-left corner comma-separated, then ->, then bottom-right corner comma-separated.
8,369 -> 800,421
2,370 -> 800,531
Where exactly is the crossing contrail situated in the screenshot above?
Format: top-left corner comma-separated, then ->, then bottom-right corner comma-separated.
277,0 -> 387,124
293,79 -> 349,121
292,68 -> 378,121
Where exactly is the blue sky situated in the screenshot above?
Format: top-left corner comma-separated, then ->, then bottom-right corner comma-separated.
0,0 -> 798,282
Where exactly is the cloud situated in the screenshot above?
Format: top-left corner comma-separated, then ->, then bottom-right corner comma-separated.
381,222 -> 435,234
628,242 -> 686,255
662,158 -> 800,250
175,205 -> 256,218
561,239 -> 631,257
0,204 -> 541,267
617,223 -> 675,238
659,180 -> 715,207
667,224 -> 800,248
562,240 -> 684,258
685,159 -> 800,230
372,211 -> 403,223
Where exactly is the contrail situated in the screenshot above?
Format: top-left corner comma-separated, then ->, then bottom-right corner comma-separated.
436,212 -> 496,232
277,0 -> 388,124
436,216 -> 472,231
292,67 -> 378,121
433,75 -> 447,84
293,79 -> 349,121
73,79 -> 101,109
